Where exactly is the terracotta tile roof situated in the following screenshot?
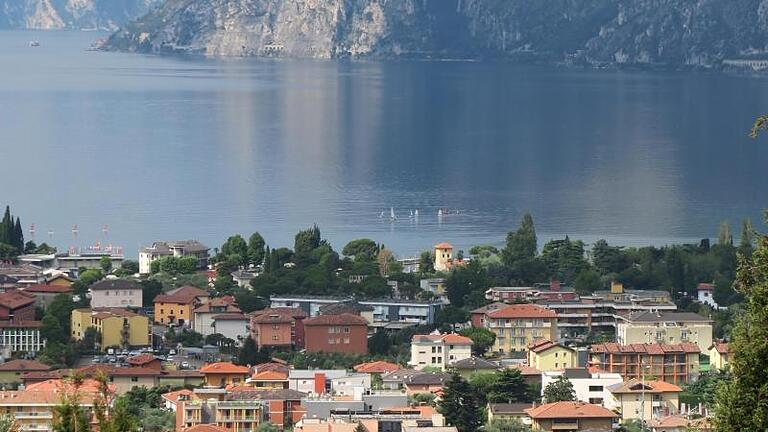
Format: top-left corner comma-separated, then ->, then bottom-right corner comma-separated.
193,297 -> 241,313
183,425 -> 228,432
647,415 -> 690,428
161,389 -> 197,405
434,243 -> 454,249
0,291 -> 35,309
251,370 -> 288,381
251,311 -> 295,324
23,284 -> 72,293
590,343 -> 701,355
412,333 -> 472,345
470,302 -> 508,315
0,320 -> 42,328
607,379 -> 682,394
200,362 -> 250,374
254,362 -> 291,375
127,353 -> 158,366
154,286 -> 209,305
528,339 -> 573,354
710,342 -> 730,354
252,307 -> 308,319
507,364 -> 542,376
161,370 -> 204,378
354,361 -> 402,374
697,283 -> 715,291
90,279 -> 142,291
489,403 -> 535,414
486,304 -> 557,319
0,359 -> 51,372
450,356 -> 499,370
304,313 -> 368,326
525,401 -> 618,419
0,379 -> 115,406
212,313 -> 249,321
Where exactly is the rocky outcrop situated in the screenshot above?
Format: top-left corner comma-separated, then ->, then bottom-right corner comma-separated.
0,0 -> 161,30
105,0 -> 768,67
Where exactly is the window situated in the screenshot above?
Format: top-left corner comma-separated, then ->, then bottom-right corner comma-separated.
160,309 -> 164,314
589,398 -> 603,405
328,327 -> 334,334
555,363 -> 559,368
438,346 -> 443,353
272,335 -> 279,340
437,357 -> 442,363
344,327 -> 350,333
131,377 -> 139,382
431,357 -> 437,364
555,353 -> 559,358
589,386 -> 603,392
105,291 -> 109,296
343,338 -> 350,344
273,325 -> 279,330
432,347 -> 437,353
328,338 -> 335,344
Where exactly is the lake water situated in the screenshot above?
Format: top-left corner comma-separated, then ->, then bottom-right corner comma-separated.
2,30 -> 768,258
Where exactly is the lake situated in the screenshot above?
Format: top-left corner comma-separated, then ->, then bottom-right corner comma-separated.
1,30 -> 768,258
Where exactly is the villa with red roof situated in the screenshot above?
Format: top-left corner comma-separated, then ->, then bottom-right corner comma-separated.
473,303 -> 558,354
409,332 -> 472,371
200,362 -> 250,387
354,360 -> 401,374
525,401 -> 618,431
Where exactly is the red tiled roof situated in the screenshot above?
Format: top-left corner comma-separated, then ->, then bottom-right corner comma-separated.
710,342 -> 730,354
0,320 -> 42,328
161,370 -> 204,378
697,283 -> 715,291
354,361 -> 402,374
126,353 -> 158,366
161,389 -> 197,405
253,307 -> 308,319
590,343 -> 701,355
254,362 -> 290,375
251,311 -> 294,324
0,291 -> 35,309
193,297 -> 241,313
525,401 -> 618,419
528,339 -> 572,354
23,284 -> 72,294
0,359 -> 51,372
251,370 -> 288,381
184,425 -> 228,432
434,243 -> 454,249
304,313 -> 368,326
412,333 -> 472,345
507,364 -> 542,376
200,362 -> 250,374
608,379 -> 682,394
486,304 -> 557,319
154,286 -> 209,305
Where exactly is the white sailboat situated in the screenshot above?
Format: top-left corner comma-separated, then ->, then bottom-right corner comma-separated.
390,207 -> 396,221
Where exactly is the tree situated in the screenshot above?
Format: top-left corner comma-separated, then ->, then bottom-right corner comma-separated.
435,306 -> 470,330
502,213 -> 537,269
220,235 -> 249,267
52,377 -> 91,432
120,260 -> 139,274
247,232 -> 266,267
0,414 -> 19,432
488,369 -> 530,403
140,280 -> 164,307
486,419 -> 531,432
353,423 -> 367,432
343,239 -> 379,261
368,330 -> 392,355
543,375 -> 576,403
99,256 -> 112,273
41,313 -> 65,342
740,218 -> 755,256
236,337 -> 269,366
419,251 -> 434,274
459,327 -> 496,356
294,225 -> 322,259
718,220 -> 733,246
446,260 -> 489,308
377,248 -> 394,277
541,237 -> 588,283
715,232 -> 768,431
139,408 -> 174,432
255,423 -> 280,432
438,373 -> 483,432
574,269 -> 601,295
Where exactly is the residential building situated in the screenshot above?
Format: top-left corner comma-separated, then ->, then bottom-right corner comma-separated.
0,291 -> 36,322
527,339 -> 577,372
18,284 -> 72,310
153,285 -> 210,326
648,415 -> 714,432
270,295 -> 443,325
319,300 -> 375,324
89,279 -> 143,309
55,250 -> 124,272
158,370 -> 205,388
126,353 -> 163,370
45,274 -> 74,288
525,401 -> 618,431
487,403 -> 534,424
589,343 -> 701,385
433,243 -> 455,272
248,371 -> 289,389
193,297 -> 242,336
542,369 -> 623,407
353,361 -> 401,375
0,379 -> 111,432
0,264 -> 45,286
200,362 -> 250,387
304,314 -> 368,354
178,397 -> 264,432
138,240 -> 210,275
212,313 -> 250,345
696,283 -> 718,309
709,342 -> 731,370
250,308 -> 307,349
617,311 -> 713,352
70,308 -> 150,349
606,379 -> 681,422
0,359 -> 50,387
288,370 -> 348,394
399,257 -> 421,274
507,364 -> 544,387
403,372 -> 451,395
0,321 -> 44,357
225,388 -> 306,430
331,373 -> 371,397
474,304 -> 558,354
231,270 -> 259,289
485,280 -> 578,303
89,366 -> 162,394
448,356 -> 499,378
409,333 -> 472,371
161,388 -> 197,412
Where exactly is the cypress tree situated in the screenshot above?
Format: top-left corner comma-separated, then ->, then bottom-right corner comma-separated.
438,373 -> 483,432
0,206 -> 11,245
13,217 -> 23,252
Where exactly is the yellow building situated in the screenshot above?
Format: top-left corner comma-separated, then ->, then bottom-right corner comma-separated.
527,339 -> 577,371
71,308 -> 150,349
46,274 -> 74,287
709,342 -> 731,370
200,362 -> 251,387
478,304 -> 558,354
433,243 -> 454,272
180,399 -> 263,432
617,311 -> 713,353
153,285 -> 209,326
606,379 -> 681,421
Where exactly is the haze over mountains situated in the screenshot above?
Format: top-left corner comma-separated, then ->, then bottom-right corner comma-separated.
0,0 -> 159,30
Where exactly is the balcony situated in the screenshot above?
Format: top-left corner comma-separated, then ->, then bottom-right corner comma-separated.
15,413 -> 53,419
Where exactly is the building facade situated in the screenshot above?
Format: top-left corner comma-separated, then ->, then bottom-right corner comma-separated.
606,379 -> 681,421
193,297 -> 242,336
270,295 -> 443,325
617,311 -> 713,353
527,339 -> 577,372
589,343 -> 701,385
71,308 -> 150,349
89,279 -> 143,309
0,322 -> 44,356
138,240 -> 210,275
542,369 -> 623,407
153,286 -> 210,326
409,333 -> 472,371
474,304 -> 558,354
303,314 -> 368,354
250,308 -> 307,350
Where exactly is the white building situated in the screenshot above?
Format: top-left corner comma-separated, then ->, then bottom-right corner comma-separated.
192,298 -> 242,337
0,322 -> 45,358
542,369 -> 623,407
697,283 -> 718,309
410,332 -> 473,371
138,240 -> 210,275
89,279 -> 143,308
211,313 -> 250,345
331,373 -> 371,397
288,370 -> 349,394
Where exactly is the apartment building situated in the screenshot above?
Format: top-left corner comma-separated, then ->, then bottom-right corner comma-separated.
606,379 -> 681,421
527,339 -> 577,371
270,295 -> 443,325
153,286 -> 210,326
473,304 -> 557,354
409,333 -> 472,371
525,401 -> 618,431
89,279 -> 143,309
303,314 -> 369,355
70,308 -> 150,348
588,343 -> 701,385
542,369 -> 623,407
484,280 -> 578,303
139,240 -> 210,275
193,297 -> 242,336
617,311 -> 713,352
250,308 -> 307,349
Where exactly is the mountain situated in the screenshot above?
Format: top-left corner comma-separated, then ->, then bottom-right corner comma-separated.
0,0 -> 161,31
104,0 -> 768,67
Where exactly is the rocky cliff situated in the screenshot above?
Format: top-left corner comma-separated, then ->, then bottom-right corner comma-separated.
105,0 -> 768,66
0,0 -> 160,30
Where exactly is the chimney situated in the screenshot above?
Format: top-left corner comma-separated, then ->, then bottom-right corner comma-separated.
550,279 -> 561,292
314,373 -> 326,395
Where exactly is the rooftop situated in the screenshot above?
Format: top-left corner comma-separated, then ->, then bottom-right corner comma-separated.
434,242 -> 454,250
126,353 -> 159,366
304,313 -> 369,326
625,311 -> 712,323
90,279 -> 142,291
0,359 -> 51,372
0,291 -> 35,309
353,361 -> 402,374
590,343 -> 701,355
320,300 -> 374,315
251,370 -> 288,381
22,284 -> 72,294
412,333 -> 472,345
226,388 -> 306,401
213,313 -> 249,321
140,240 -> 209,254
608,379 -> 682,394
183,425 -> 227,432
154,285 -> 209,304
200,362 -> 250,374
710,342 -> 730,354
525,401 -> 618,419
193,297 -> 241,313
488,403 -> 534,414
450,356 -> 499,370
486,304 -> 557,319
528,339 -> 573,354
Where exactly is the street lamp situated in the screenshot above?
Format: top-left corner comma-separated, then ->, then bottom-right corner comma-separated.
640,362 -> 651,432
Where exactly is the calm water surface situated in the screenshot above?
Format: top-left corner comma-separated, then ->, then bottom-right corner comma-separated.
2,31 -> 768,257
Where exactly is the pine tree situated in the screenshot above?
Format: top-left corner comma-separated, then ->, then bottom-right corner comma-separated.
715,232 -> 768,430
438,373 -> 483,432
502,213 -> 537,268
488,369 -> 529,403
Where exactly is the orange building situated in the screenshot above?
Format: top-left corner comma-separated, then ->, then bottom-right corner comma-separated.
303,313 -> 368,355
250,308 -> 307,349
200,362 -> 250,387
153,286 -> 209,326
249,371 -> 289,389
589,343 -> 701,385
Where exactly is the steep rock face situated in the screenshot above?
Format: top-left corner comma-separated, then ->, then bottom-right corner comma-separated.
0,0 -> 160,30
105,0 -> 768,66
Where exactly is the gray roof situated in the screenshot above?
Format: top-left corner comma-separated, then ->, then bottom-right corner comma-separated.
563,368 -> 592,379
405,372 -> 451,386
451,357 -> 500,370
0,275 -> 18,284
226,389 -> 306,401
627,311 -> 712,323
140,240 -> 209,254
381,369 -> 422,382
90,279 -> 142,291
320,300 -> 374,315
488,403 -> 534,414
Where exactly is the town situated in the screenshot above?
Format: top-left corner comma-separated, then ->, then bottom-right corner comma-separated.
0,207 -> 757,432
